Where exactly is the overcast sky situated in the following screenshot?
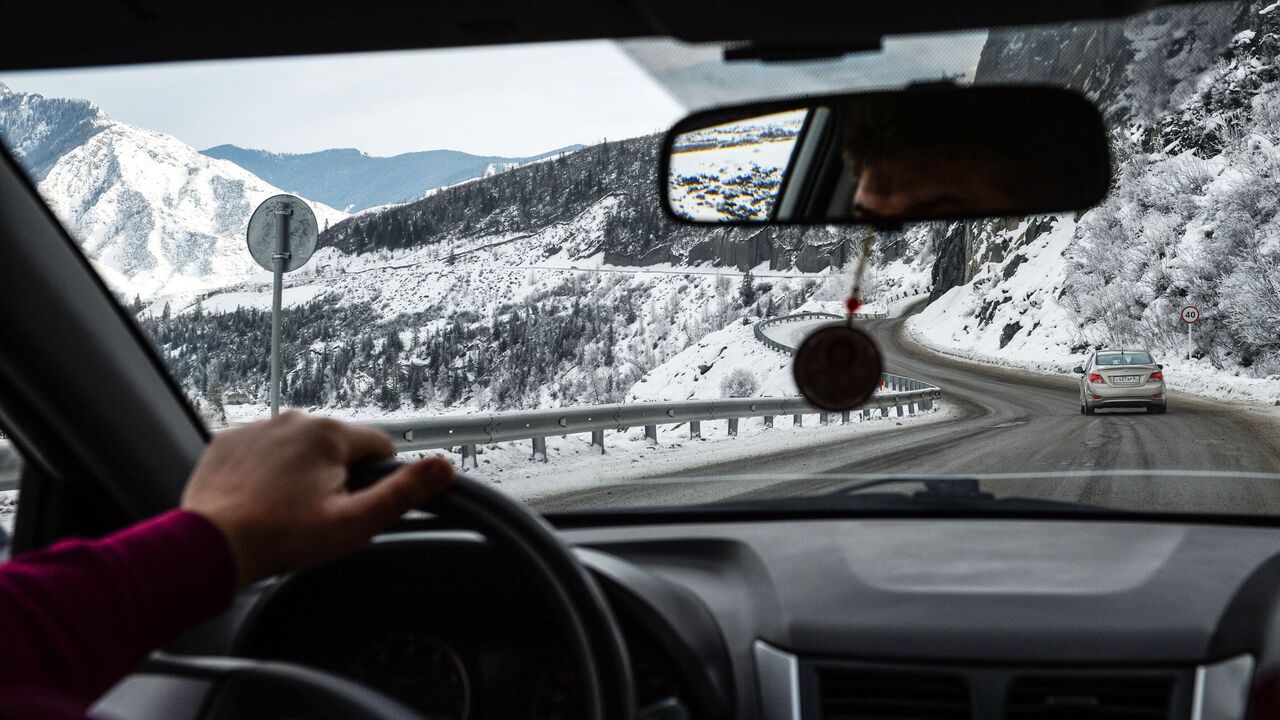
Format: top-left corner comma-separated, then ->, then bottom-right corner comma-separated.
0,41 -> 687,158
0,35 -> 985,159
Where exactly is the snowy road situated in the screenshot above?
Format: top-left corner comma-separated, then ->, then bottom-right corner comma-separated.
534,307 -> 1280,514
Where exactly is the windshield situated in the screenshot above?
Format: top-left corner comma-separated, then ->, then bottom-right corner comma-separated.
3,0 -> 1279,519
1096,352 -> 1155,366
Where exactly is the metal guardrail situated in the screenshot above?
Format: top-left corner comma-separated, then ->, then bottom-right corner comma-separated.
0,378 -> 942,481
373,381 -> 940,467
751,285 -> 934,355
0,303 -> 944,480
754,312 -> 844,354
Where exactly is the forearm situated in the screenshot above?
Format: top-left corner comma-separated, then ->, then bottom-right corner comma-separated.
0,510 -> 235,704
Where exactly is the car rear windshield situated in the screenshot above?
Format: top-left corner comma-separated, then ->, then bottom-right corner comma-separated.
1096,352 -> 1154,366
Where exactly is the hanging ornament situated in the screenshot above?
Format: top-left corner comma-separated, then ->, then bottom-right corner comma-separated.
792,229 -> 884,411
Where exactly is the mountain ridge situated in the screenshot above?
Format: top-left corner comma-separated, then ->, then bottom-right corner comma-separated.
0,83 -> 347,298
202,142 -> 585,213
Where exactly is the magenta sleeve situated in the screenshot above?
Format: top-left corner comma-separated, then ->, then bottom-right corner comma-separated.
0,510 -> 236,707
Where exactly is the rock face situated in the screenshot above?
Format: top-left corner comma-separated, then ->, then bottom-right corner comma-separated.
927,1 -> 1251,301
0,84 -> 346,298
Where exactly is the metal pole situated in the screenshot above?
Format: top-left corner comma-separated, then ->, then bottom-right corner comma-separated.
270,202 -> 292,416
1187,321 -> 1192,360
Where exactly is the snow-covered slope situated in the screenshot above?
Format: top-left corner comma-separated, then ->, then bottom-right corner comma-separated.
0,84 -> 347,298
628,319 -> 799,402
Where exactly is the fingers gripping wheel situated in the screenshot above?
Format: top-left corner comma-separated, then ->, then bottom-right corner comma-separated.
347,459 -> 636,720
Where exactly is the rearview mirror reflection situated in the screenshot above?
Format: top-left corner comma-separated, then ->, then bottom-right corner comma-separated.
662,85 -> 1112,226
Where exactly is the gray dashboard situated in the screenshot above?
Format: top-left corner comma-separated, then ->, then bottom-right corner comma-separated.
563,517 -> 1280,719
108,515 -> 1280,720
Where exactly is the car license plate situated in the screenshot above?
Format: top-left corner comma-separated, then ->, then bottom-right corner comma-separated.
1111,375 -> 1140,384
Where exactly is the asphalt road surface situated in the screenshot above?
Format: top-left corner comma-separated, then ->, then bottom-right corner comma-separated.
534,311 -> 1280,515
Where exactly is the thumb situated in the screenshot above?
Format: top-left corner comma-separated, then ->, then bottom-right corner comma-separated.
338,456 -> 455,538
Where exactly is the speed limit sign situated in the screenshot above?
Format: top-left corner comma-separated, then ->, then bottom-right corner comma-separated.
1181,306 -> 1200,324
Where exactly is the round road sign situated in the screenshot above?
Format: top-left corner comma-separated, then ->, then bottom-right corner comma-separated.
246,194 -> 318,273
1180,306 -> 1200,324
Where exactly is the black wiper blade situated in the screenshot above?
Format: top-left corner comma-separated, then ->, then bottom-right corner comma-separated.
822,475 -> 1106,512
830,475 -> 990,498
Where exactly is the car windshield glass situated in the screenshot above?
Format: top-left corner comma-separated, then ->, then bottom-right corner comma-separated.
3,0 -> 1279,519
1096,352 -> 1154,366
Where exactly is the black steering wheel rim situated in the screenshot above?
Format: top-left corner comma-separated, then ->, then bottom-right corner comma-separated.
420,473 -> 635,720
212,465 -> 635,720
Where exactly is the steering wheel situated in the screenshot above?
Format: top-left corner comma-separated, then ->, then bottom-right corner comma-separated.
123,463 -> 635,720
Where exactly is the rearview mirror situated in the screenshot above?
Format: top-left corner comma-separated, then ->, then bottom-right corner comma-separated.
661,85 -> 1111,226
1073,366 -> 1085,374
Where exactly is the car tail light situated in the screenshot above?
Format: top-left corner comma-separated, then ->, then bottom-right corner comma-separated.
1088,373 -> 1104,383
1150,371 -> 1163,381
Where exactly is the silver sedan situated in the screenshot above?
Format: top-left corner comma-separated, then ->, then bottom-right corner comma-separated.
1074,349 -> 1167,415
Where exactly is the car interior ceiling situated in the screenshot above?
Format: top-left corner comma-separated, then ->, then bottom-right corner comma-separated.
0,0 -> 1222,71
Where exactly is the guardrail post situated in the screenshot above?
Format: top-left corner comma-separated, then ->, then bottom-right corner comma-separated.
841,411 -> 851,424
819,413 -> 830,426
689,421 -> 701,439
909,401 -> 917,415
763,415 -> 774,429
896,404 -> 904,418
461,444 -> 478,469
644,425 -> 658,446
793,413 -> 804,427
590,429 -> 605,454
728,418 -> 739,436
531,437 -> 547,462
862,408 -> 871,420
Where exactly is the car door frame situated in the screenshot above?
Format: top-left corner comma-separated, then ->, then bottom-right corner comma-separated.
0,143 -> 206,550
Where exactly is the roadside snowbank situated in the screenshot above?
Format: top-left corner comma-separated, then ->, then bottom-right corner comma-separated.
904,217 -> 1280,406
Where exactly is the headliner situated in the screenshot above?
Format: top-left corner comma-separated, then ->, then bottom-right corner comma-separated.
4,0 -> 1226,72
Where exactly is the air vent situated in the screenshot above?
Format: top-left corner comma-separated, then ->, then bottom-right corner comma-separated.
817,666 -> 970,720
1006,674 -> 1175,720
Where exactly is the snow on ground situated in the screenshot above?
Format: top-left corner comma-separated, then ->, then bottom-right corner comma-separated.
906,217 -> 1081,373
398,401 -> 956,504
628,319 -> 799,401
0,491 -> 16,535
905,217 -> 1280,407
194,284 -> 332,314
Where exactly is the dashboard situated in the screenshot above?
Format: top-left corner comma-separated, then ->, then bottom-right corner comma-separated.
143,514 -> 1280,720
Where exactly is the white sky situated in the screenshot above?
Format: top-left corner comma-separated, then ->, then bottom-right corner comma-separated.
0,34 -> 986,159
0,41 -> 688,158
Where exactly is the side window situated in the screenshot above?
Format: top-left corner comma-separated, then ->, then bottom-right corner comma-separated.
0,427 -> 19,543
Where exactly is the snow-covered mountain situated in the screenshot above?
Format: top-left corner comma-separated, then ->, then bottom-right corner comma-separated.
202,144 -> 584,213
0,83 -> 347,299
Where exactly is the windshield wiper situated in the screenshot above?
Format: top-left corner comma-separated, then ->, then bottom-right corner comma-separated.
831,475 -> 991,498
808,475 -> 1107,512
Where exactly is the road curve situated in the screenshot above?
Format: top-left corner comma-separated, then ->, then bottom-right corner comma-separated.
533,310 -> 1280,515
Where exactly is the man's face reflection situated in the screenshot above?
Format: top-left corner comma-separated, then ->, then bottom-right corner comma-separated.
849,145 -> 1019,222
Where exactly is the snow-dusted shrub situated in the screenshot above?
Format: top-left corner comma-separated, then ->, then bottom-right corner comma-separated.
1220,253 -> 1280,357
719,368 -> 760,397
